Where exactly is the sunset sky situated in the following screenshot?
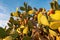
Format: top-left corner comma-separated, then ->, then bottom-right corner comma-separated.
0,0 -> 60,27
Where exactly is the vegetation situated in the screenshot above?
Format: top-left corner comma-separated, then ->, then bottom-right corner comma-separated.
0,0 -> 60,40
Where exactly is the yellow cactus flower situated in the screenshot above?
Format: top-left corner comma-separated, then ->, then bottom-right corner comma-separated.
56,36 -> 60,40
28,10 -> 34,15
11,8 -> 19,17
43,28 -> 47,33
49,29 -> 57,36
37,12 -> 43,24
23,27 -> 28,34
50,22 -> 60,29
50,10 -> 60,20
12,12 -> 18,17
40,15 -> 49,26
16,28 -> 21,33
16,8 -> 18,12
37,12 -> 49,26
20,25 -> 25,29
3,36 -> 13,40
58,27 -> 60,33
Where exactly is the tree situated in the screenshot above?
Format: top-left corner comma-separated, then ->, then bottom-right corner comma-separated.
6,2 -> 36,40
0,27 -> 7,38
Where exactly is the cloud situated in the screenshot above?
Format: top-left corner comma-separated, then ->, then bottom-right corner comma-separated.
0,2 -> 10,27
0,3 -> 10,14
0,13 -> 7,18
0,20 -> 8,28
0,13 -> 9,27
0,6 -> 7,13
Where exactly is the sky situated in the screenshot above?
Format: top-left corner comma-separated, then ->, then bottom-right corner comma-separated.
0,0 -> 60,27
